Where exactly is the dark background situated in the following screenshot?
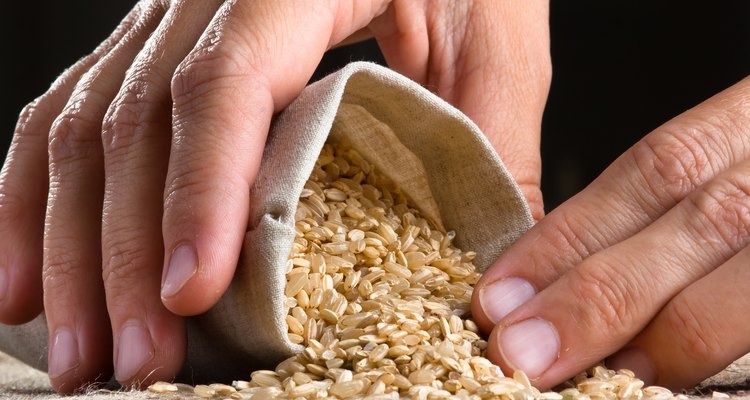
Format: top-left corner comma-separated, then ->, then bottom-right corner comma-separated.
2,1 -> 749,211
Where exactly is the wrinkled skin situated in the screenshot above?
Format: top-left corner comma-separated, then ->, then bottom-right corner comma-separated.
472,77 -> 750,390
0,0 -> 549,393
5,0 -> 748,395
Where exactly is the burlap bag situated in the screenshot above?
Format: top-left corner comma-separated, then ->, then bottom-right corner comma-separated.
0,62 -> 533,383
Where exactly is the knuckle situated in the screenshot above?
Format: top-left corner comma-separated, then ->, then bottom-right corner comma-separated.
631,128 -> 716,211
665,298 -> 724,362
42,253 -> 82,292
102,238 -> 155,293
568,260 -> 636,334
537,56 -> 553,90
171,38 -> 264,116
48,105 -> 103,165
527,208 -> 606,286
688,174 -> 750,253
14,95 -> 55,140
163,170 -> 215,214
172,51 -> 240,107
163,165 -> 246,225
102,76 -> 166,155
533,211 -> 605,282
555,212 -> 599,261
149,0 -> 171,12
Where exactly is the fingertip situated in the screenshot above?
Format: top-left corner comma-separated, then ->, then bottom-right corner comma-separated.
489,318 -> 561,385
606,347 -> 657,386
49,355 -> 112,396
471,270 -> 537,335
160,243 -> 198,301
517,182 -> 545,223
160,241 -> 235,316
0,195 -> 44,325
470,282 -> 495,334
114,313 -> 186,388
472,260 -> 509,333
0,267 -> 9,302
484,324 -> 507,369
48,328 -> 81,392
0,263 -> 43,324
160,169 -> 249,316
48,319 -> 113,394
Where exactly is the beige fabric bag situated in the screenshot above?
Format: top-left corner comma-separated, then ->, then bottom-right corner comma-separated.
0,62 -> 533,383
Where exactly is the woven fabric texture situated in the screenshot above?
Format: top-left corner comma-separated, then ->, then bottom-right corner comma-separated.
0,62 -> 533,383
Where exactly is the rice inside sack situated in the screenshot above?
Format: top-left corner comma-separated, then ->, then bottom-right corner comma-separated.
248,141 -> 676,399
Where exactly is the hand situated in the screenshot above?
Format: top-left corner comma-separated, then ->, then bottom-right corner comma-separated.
0,0 -> 550,393
472,75 -> 750,390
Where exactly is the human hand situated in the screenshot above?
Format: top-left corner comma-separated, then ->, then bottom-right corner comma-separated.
0,0 -> 550,393
471,75 -> 750,390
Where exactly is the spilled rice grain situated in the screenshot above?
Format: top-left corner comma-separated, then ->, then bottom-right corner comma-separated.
148,141 -> 679,399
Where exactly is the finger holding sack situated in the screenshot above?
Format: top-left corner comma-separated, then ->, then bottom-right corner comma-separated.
160,0 -> 392,316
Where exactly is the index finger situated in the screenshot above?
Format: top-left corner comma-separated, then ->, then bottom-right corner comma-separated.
160,0 -> 391,315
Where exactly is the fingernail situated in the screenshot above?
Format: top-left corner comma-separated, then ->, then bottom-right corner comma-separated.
0,267 -> 8,301
161,244 -> 197,299
115,320 -> 154,382
498,318 -> 560,378
480,278 -> 536,323
608,348 -> 656,384
48,327 -> 79,379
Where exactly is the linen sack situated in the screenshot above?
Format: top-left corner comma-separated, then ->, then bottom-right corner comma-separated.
0,62 -> 533,383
